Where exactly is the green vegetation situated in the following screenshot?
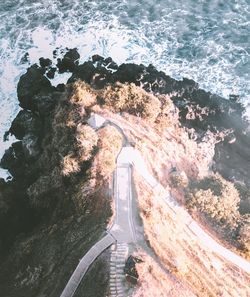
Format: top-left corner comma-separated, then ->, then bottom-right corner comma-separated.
238,215 -> 250,256
187,173 -> 250,258
187,173 -> 240,229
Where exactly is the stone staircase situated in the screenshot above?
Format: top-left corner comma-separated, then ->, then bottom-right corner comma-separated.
109,243 -> 129,297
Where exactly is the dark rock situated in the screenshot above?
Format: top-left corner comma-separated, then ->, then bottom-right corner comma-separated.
46,67 -> 57,79
0,142 -> 26,178
64,48 -> 80,62
91,67 -> 112,89
92,55 -> 119,70
57,48 -> 80,73
68,61 -> 96,84
55,84 -> 66,92
39,58 -> 52,68
103,57 -> 118,70
0,177 -> 38,253
229,94 -> 240,102
22,134 -> 40,159
57,58 -> 75,73
104,57 -> 113,65
20,52 -> 29,64
124,255 -> 143,285
3,131 -> 9,142
9,110 -> 42,140
32,92 -> 57,116
0,179 -> 9,215
92,54 -> 104,63
17,64 -> 52,111
111,63 -> 146,85
53,48 -> 59,58
111,62 -> 198,95
107,61 -> 118,70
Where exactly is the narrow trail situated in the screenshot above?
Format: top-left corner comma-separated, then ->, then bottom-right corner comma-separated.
60,233 -> 115,297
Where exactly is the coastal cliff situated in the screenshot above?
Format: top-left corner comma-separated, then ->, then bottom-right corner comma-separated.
0,49 -> 249,297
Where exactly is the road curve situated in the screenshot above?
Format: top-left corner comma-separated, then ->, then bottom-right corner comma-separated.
60,233 -> 115,297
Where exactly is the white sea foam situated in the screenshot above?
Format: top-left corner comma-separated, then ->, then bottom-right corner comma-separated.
0,0 -> 249,178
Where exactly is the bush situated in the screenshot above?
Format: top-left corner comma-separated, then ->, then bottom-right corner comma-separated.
238,215 -> 250,255
187,173 -> 240,228
94,126 -> 123,179
75,124 -> 98,162
62,153 -> 81,176
70,80 -> 97,107
170,170 -> 188,188
102,83 -> 161,122
235,182 -> 250,215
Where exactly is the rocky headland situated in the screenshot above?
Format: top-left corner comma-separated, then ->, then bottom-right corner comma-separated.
0,49 -> 250,297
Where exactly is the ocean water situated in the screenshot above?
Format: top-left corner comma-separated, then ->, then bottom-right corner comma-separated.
0,0 -> 249,177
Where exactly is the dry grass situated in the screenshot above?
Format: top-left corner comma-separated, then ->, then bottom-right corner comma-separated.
131,251 -> 195,297
47,83 -> 99,178
25,79 -> 250,296
239,215 -> 250,258
92,101 -> 250,295
134,173 -> 250,297
71,178 -> 112,217
95,106 -> 214,189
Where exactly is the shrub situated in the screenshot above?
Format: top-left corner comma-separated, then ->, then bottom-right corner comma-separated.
235,182 -> 250,215
238,215 -> 250,255
170,170 -> 188,188
62,153 -> 81,176
187,173 -> 240,228
94,126 -> 123,179
75,124 -> 98,162
102,83 -> 161,122
70,80 -> 97,107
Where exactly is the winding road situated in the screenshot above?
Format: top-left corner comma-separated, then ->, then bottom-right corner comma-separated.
60,113 -> 250,297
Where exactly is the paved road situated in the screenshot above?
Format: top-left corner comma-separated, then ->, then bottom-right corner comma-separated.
109,151 -> 137,244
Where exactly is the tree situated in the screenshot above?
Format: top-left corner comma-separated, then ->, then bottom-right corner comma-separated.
187,173 -> 240,228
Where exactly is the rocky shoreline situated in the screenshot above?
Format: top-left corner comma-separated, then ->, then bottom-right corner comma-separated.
0,49 -> 250,296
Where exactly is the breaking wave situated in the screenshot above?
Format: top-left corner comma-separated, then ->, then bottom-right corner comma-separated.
0,0 -> 249,166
